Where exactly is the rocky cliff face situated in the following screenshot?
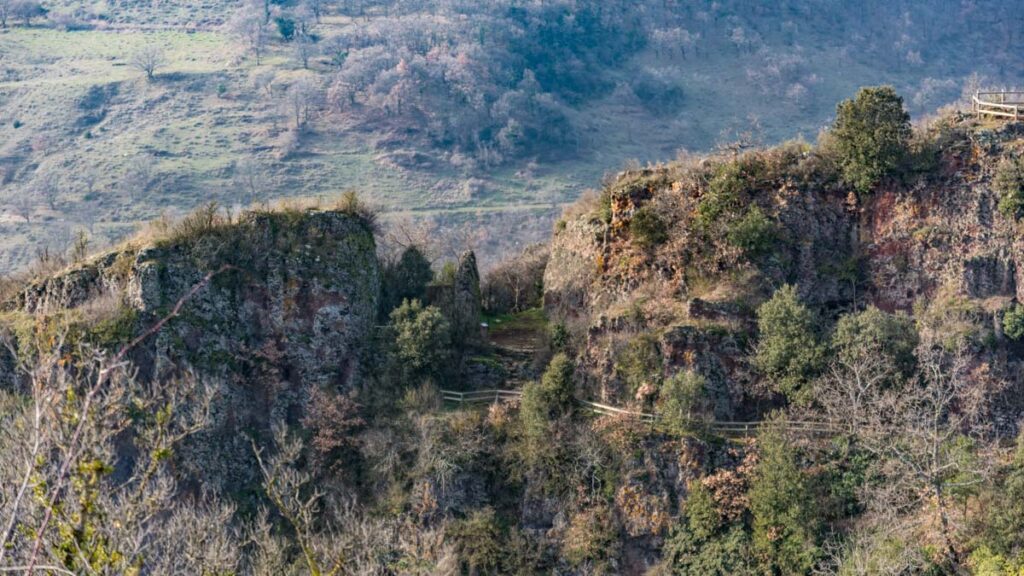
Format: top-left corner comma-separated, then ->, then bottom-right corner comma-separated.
7,209 -> 379,387
862,122 -> 1024,311
2,208 -> 380,490
543,115 -> 1024,407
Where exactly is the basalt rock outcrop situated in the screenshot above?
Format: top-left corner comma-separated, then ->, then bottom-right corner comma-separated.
1,208 -> 381,490
544,115 -> 1024,408
5,209 -> 379,387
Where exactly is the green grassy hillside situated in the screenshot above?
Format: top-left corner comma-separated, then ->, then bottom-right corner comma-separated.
0,0 -> 1021,273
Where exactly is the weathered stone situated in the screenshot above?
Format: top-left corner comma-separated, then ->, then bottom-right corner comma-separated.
451,250 -> 482,346
0,209 -> 381,493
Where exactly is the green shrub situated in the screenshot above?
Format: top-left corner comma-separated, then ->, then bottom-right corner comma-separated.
448,508 -> 505,574
520,353 -> 575,441
685,480 -> 721,541
1003,304 -> 1024,340
832,306 -> 918,379
658,369 -> 707,435
983,432 -> 1024,559
753,285 -> 825,402
88,302 -> 139,349
389,299 -> 451,380
435,261 -> 458,286
663,523 -> 754,575
562,506 -> 620,571
994,157 -> 1024,221
549,322 -> 570,352
597,189 -> 613,224
696,161 -> 747,229
967,545 -> 1024,576
630,205 -> 669,248
726,205 -> 777,257
335,190 -> 378,230
615,333 -> 662,396
275,16 -> 296,40
914,295 -> 988,350
749,421 -> 820,574
830,86 -> 911,193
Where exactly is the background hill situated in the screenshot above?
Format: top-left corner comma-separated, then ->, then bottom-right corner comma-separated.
0,0 -> 1022,272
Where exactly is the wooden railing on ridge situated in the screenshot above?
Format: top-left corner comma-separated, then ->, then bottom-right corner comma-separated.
973,91 -> 1024,120
440,389 -> 837,437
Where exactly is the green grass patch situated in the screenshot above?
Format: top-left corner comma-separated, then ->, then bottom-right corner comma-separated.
484,307 -> 548,335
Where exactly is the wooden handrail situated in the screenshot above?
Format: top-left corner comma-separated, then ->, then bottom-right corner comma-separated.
974,91 -> 1022,120
440,388 -> 837,436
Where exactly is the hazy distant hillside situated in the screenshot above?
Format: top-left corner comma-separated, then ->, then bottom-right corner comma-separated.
0,0 -> 1021,272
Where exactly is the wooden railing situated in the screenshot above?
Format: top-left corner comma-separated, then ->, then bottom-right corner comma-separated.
973,91 -> 1024,120
440,389 -> 524,404
440,388 -> 837,437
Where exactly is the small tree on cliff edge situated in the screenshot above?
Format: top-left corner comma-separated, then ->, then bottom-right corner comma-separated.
830,86 -> 911,194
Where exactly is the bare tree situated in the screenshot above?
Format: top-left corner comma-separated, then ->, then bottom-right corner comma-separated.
0,340 -> 214,573
282,76 -> 322,130
815,338 -> 1005,570
122,155 -> 156,201
320,34 -> 349,69
0,270 -> 230,574
79,167 -> 98,199
293,34 -> 315,69
79,197 -> 101,235
7,189 -> 35,222
291,4 -> 316,37
130,44 -> 168,81
228,8 -> 269,65
231,156 -> 267,206
10,0 -> 43,26
34,172 -> 60,210
251,424 -> 344,576
303,0 -> 326,23
0,0 -> 11,28
251,69 -> 277,99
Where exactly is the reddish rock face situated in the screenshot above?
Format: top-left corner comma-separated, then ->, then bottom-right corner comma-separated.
544,116 -> 1024,414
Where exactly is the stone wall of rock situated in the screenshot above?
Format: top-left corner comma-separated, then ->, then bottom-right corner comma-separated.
543,117 -> 1024,411
1,208 -> 381,491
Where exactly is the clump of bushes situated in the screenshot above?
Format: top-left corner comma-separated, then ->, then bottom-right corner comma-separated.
749,421 -> 820,574
1004,304 -> 1024,340
753,285 -> 825,402
380,245 -> 434,317
658,369 -> 708,435
388,298 -> 451,382
832,306 -> 918,378
614,333 -> 662,397
448,507 -> 506,574
994,156 -> 1024,220
726,205 -> 777,257
630,205 -> 669,248
562,506 -> 620,572
520,353 -> 575,441
696,160 -> 750,229
828,86 -> 911,193
693,155 -> 784,261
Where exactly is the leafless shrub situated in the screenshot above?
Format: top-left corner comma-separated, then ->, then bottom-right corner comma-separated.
130,44 -> 168,81
0,337 -> 215,573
